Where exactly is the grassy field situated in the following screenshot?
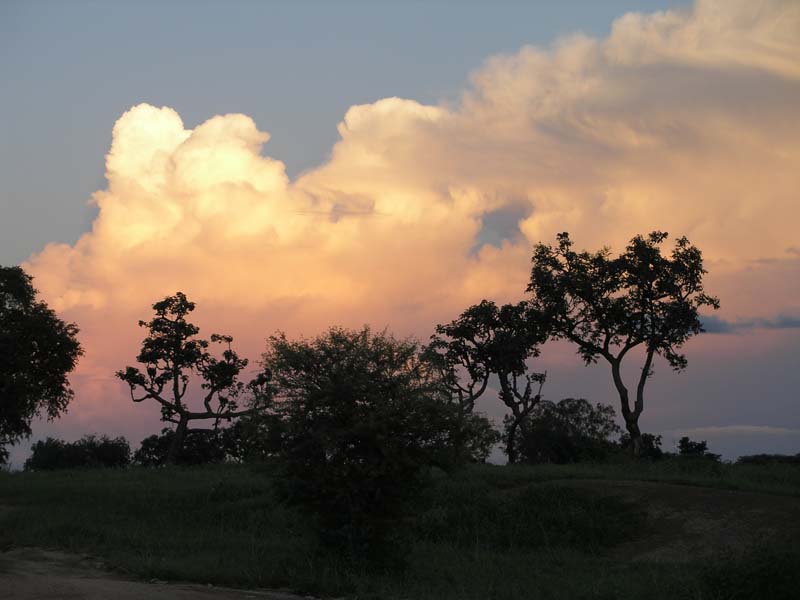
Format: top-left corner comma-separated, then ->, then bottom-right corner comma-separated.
1,460 -> 799,599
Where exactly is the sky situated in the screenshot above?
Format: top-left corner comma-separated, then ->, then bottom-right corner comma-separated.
2,0 -> 799,466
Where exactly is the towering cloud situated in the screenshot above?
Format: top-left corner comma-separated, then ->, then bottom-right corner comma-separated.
21,0 -> 800,452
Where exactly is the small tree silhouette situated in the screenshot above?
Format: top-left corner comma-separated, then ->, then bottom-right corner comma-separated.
429,300 -> 546,464
116,292 -> 270,464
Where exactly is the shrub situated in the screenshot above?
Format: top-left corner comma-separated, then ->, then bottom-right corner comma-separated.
515,398 -> 620,464
677,436 -> 721,462
263,327 -> 456,555
133,428 -> 226,466
24,434 -> 130,470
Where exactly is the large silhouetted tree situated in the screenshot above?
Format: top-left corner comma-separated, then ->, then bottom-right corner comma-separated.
0,266 -> 83,463
116,292 -> 270,464
527,232 -> 719,456
429,300 -> 546,464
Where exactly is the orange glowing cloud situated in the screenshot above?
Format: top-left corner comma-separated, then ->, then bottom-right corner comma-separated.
19,0 -> 800,446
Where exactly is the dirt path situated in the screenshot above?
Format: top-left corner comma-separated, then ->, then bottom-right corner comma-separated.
0,548 -> 312,600
542,479 -> 800,562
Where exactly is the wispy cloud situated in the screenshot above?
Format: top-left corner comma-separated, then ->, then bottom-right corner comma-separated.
673,425 -> 800,437
702,314 -> 800,334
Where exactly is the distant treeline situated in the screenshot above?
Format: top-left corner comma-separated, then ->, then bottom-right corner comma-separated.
25,419 -> 796,471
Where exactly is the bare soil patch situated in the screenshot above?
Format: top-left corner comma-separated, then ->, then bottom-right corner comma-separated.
0,547 -> 311,600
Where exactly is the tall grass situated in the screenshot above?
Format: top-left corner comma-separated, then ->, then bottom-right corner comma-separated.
1,461 -> 798,599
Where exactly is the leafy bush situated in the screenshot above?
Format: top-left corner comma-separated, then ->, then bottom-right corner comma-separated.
264,326 -> 457,555
457,412 -> 501,463
515,398 -> 620,464
218,413 -> 286,463
134,428 -> 227,466
133,415 -> 286,467
677,436 -> 721,462
24,434 -> 130,470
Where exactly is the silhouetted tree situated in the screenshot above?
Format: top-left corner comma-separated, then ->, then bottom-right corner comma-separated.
677,436 -> 721,461
1,266 -> 83,463
515,398 -> 620,464
116,293 -> 270,464
431,301 -> 546,464
24,434 -> 130,470
264,327 -> 454,554
527,232 -> 719,456
424,304 -> 501,462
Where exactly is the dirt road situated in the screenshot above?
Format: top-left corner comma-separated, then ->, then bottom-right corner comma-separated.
0,548 -> 310,600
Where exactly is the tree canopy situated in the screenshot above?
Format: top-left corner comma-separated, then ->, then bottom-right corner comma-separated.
527,232 -> 718,455
0,266 -> 83,463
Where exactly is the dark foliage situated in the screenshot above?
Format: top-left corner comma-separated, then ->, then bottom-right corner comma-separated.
515,398 -> 621,464
24,434 -> 130,470
133,428 -> 226,466
619,432 -> 664,460
677,436 -> 721,462
527,232 -> 718,456
116,293 -> 270,464
219,412 -> 286,463
427,300 -> 546,464
263,326 -> 456,555
736,453 -> 800,466
457,412 -> 502,463
132,418 -> 284,467
0,266 -> 83,462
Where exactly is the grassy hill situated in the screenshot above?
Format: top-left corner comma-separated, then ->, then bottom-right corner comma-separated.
1,461 -> 799,599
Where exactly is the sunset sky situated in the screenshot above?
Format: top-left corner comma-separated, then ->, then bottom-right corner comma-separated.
2,0 -> 799,466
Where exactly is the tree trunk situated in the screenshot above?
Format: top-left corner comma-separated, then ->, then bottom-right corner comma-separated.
624,417 -> 643,458
166,414 -> 189,465
610,359 -> 643,457
452,405 -> 468,463
506,417 -> 519,465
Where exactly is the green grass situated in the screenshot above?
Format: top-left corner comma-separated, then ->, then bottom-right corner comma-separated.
1,461 -> 798,599
456,458 -> 800,497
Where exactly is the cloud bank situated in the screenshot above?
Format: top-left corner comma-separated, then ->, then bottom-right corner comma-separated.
19,0 -> 800,456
